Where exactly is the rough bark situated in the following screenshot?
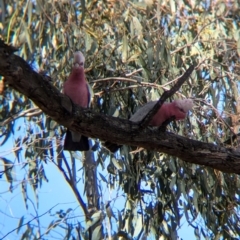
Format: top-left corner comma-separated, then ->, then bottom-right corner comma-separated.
0,40 -> 240,174
84,143 -> 102,239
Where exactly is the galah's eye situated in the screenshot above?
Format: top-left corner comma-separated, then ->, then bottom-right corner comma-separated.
74,62 -> 84,67
179,108 -> 185,113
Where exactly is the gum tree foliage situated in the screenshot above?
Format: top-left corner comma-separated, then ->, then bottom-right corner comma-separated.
0,0 -> 240,239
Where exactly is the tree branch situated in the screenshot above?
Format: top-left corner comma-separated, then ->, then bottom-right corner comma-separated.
56,151 -> 89,218
0,40 -> 239,174
139,65 -> 195,128
1,204 -> 60,239
0,107 -> 42,126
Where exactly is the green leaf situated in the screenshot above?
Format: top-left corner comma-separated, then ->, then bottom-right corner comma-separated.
131,16 -> 143,41
85,33 -> 93,52
1,157 -> 14,184
21,179 -> 28,209
122,34 -> 128,63
133,214 -> 143,237
91,225 -> 102,240
46,219 -> 61,235
237,38 -> 240,57
85,211 -> 102,231
17,216 -> 25,234
27,0 -> 33,27
111,157 -> 122,171
162,220 -> 169,235
98,172 -> 108,184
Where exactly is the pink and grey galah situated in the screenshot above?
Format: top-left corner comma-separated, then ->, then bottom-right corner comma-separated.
130,99 -> 193,126
105,99 -> 193,152
63,51 -> 92,151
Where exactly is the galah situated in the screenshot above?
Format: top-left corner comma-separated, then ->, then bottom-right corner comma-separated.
130,99 -> 193,126
105,99 -> 193,152
63,51 -> 92,151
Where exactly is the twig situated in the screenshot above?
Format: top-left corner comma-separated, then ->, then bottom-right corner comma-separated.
55,151 -> 88,217
195,98 -> 235,136
92,75 -> 187,97
171,21 -> 215,55
125,68 -> 143,77
0,107 -> 42,126
1,204 -> 60,239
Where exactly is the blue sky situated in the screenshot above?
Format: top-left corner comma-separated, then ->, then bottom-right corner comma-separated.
0,117 -> 197,239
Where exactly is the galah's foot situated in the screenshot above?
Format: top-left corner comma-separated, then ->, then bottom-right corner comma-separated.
158,116 -> 176,132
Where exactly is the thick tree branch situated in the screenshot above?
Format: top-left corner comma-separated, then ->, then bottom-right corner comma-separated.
0,40 -> 240,174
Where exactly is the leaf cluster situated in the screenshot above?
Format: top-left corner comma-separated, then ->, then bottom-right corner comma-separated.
1,0 -> 240,239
